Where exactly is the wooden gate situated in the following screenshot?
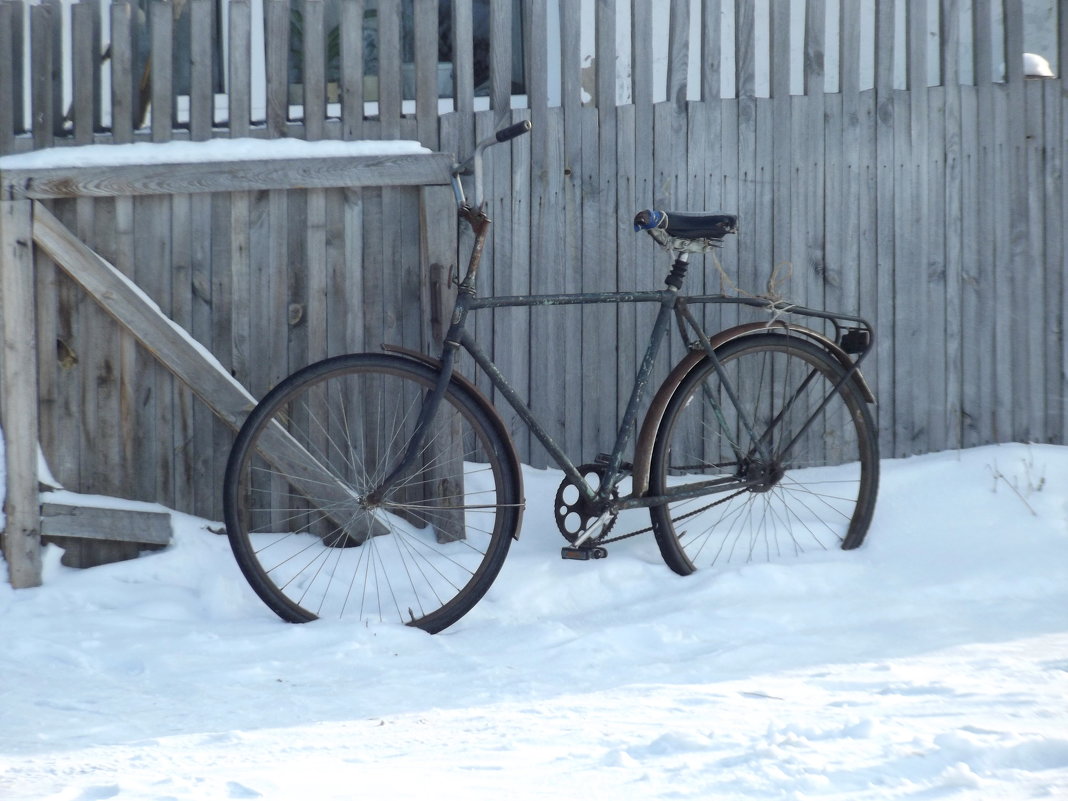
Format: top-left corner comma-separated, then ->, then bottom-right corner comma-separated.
0,142 -> 454,587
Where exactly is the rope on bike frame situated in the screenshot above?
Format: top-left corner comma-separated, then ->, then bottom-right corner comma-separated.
709,250 -> 795,308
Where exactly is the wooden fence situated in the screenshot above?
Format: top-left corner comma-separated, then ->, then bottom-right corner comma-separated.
1,0 -> 1066,547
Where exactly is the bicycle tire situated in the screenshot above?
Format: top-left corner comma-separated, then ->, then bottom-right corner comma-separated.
648,334 -> 879,575
223,353 -> 520,633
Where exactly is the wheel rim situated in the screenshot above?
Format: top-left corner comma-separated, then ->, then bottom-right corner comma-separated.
655,338 -> 877,571
228,361 -> 514,630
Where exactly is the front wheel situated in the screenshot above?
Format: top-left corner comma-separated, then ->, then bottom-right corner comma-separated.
223,353 -> 520,633
648,335 -> 879,575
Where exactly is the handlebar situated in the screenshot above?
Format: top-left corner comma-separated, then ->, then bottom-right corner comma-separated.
495,120 -> 533,143
451,120 -> 532,210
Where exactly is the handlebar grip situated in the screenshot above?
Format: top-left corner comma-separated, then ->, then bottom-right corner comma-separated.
495,120 -> 533,143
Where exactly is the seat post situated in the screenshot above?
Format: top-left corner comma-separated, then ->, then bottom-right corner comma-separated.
665,252 -> 690,291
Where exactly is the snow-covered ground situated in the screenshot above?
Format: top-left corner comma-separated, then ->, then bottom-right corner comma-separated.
1,443 -> 1066,800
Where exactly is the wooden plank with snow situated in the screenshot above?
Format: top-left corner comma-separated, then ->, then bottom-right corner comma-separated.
31,201 -> 256,431
30,200 -> 389,543
2,153 -> 453,200
39,497 -> 170,570
41,502 -> 172,545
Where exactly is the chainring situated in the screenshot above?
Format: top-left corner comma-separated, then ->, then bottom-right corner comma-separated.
553,464 -> 619,544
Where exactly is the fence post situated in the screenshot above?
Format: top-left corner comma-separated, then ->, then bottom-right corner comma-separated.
0,198 -> 42,588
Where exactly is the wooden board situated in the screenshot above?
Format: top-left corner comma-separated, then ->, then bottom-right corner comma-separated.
0,199 -> 42,588
4,154 -> 454,200
41,502 -> 172,546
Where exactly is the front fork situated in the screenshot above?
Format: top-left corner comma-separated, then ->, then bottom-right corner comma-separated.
364,206 -> 491,506
362,345 -> 459,506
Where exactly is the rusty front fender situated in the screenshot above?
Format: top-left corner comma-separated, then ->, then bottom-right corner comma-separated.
630,323 -> 876,497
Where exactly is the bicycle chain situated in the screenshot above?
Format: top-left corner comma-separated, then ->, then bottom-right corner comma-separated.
592,487 -> 748,545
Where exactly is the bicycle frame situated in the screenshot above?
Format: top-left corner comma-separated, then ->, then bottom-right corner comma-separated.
371,196 -> 876,520
223,121 -> 880,629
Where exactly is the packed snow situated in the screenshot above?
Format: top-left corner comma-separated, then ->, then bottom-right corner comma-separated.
1,443 -> 1067,800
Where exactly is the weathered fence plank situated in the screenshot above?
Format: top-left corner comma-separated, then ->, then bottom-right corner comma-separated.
700,0 -> 721,100
150,0 -> 174,139
302,0 -> 327,138
265,0 -> 288,136
0,199 -> 42,588
451,0 -> 475,120
414,0 -> 439,148
4,153 -> 452,200
228,0 -> 251,138
189,0 -> 214,140
1024,79 -> 1049,442
377,0 -> 402,137
41,500 -> 170,569
960,83 -> 982,447
926,85 -> 949,452
991,83 -> 1014,443
340,0 -> 365,139
41,503 -> 171,546
942,0 -> 963,449
1045,78 -> 1065,444
0,2 -> 21,150
1062,76 -> 1068,444
0,6 -> 11,151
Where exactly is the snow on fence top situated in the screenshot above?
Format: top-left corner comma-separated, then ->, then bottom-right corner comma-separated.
0,138 -> 449,200
0,138 -> 430,171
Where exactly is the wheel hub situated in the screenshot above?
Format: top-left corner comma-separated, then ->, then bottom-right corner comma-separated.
741,458 -> 785,493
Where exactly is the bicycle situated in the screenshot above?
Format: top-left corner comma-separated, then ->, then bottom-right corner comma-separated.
222,121 -> 879,633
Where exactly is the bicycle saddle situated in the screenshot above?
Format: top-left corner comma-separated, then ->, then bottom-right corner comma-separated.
633,209 -> 738,253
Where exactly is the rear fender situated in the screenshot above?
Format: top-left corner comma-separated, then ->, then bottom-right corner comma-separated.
381,344 -> 525,538
630,323 -> 875,496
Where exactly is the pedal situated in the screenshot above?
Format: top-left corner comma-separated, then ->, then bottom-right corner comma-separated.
561,546 -> 608,561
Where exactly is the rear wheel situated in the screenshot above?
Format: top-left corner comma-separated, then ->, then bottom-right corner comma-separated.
223,353 -> 520,633
648,335 -> 878,575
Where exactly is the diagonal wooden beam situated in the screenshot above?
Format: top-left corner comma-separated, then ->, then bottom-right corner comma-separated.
30,200 -> 386,541
32,200 -> 254,428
